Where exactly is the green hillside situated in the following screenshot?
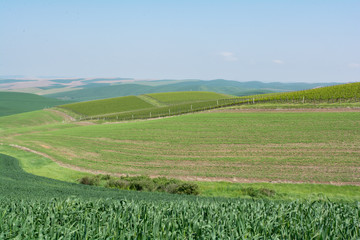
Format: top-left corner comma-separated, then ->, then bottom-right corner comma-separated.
1,91 -> 360,238
61,96 -> 154,116
58,83 -> 360,122
0,92 -> 69,117
60,91 -> 234,118
240,82 -> 360,103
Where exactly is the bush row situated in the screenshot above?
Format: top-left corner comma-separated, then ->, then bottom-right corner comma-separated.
79,175 -> 200,195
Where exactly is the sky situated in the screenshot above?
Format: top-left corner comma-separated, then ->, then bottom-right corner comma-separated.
0,0 -> 359,83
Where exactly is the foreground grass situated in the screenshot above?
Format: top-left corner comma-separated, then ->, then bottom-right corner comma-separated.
1,153 -> 359,239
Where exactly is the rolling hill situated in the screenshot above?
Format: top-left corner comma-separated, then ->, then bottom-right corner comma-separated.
58,82 -> 360,121
44,79 -> 336,102
59,91 -> 233,118
1,83 -> 360,238
0,92 -> 70,117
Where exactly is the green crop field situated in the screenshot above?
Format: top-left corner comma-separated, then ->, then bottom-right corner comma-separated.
60,96 -> 154,116
59,91 -> 243,121
1,84 -> 360,238
146,91 -> 233,104
0,91 -> 69,117
4,111 -> 360,185
1,153 -> 359,239
241,82 -> 360,104
57,82 -> 360,122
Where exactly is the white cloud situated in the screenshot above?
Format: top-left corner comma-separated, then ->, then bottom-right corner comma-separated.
219,52 -> 238,61
272,59 -> 284,64
348,63 -> 360,68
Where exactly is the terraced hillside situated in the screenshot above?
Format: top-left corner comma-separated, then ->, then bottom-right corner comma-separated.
0,91 -> 69,117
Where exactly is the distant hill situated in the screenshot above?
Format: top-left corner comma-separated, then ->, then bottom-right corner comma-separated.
45,79 -> 335,102
0,92 -> 70,117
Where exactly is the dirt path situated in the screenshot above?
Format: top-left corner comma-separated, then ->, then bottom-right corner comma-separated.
46,109 -> 76,122
9,144 -> 360,186
46,109 -> 95,125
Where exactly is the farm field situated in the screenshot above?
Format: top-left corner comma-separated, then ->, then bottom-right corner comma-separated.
238,82 -> 360,103
61,95 -> 155,116
1,89 -> 360,238
57,82 -> 360,122
1,153 -> 360,239
3,111 -> 360,185
59,91 -> 235,118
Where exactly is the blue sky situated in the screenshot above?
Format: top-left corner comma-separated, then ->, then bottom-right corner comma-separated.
1,0 -> 359,82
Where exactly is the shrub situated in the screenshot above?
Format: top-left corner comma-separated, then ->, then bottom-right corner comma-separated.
100,174 -> 111,180
129,180 -> 155,191
259,188 -> 276,197
106,179 -> 129,189
241,187 -> 276,198
170,183 -> 199,195
79,176 -> 99,186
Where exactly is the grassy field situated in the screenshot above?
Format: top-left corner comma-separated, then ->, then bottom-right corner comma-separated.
0,91 -> 69,117
0,109 -> 65,130
1,100 -> 360,238
1,153 -> 359,239
59,91 -> 241,120
60,95 -> 155,116
4,111 -> 359,185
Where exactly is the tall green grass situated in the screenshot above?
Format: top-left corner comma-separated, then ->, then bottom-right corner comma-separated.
1,154 -> 359,239
1,196 -> 359,239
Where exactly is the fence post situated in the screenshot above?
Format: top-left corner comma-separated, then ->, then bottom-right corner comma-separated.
150,112 -> 152,118
169,109 -> 171,115
302,96 -> 305,104
252,98 -> 255,104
